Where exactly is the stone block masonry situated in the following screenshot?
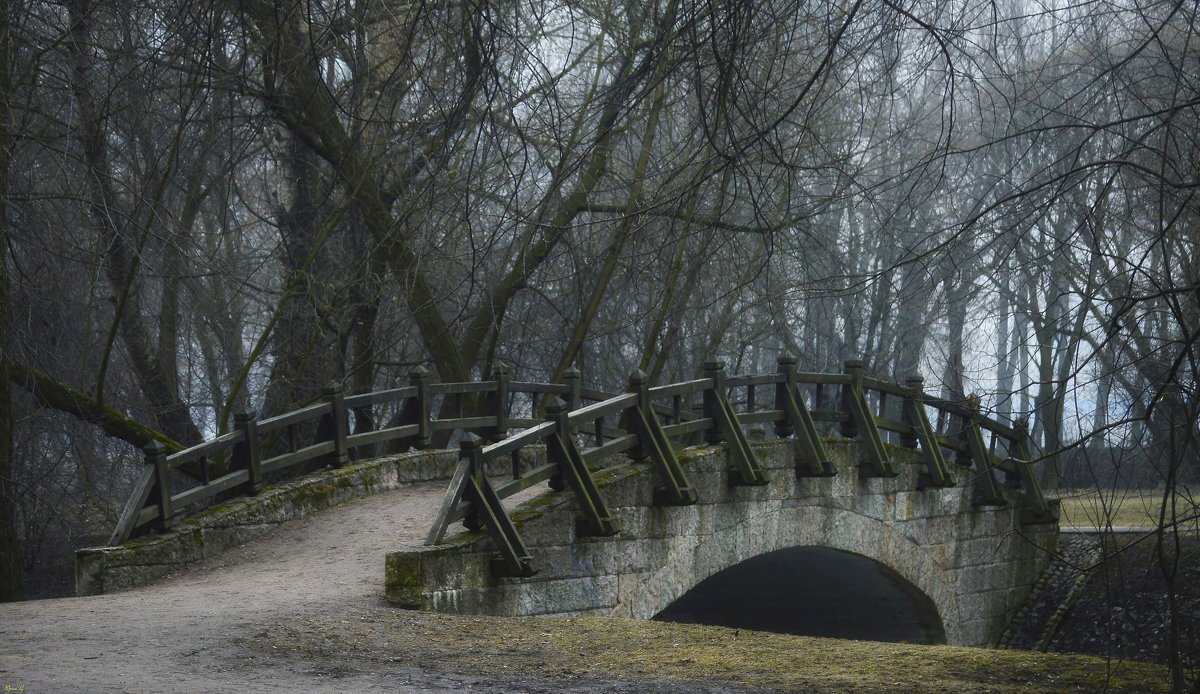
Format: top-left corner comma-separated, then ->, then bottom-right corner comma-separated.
386,439 -> 1060,647
74,448 -> 542,596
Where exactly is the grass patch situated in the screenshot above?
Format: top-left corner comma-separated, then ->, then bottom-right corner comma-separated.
1053,488 -> 1199,530
268,610 -> 1172,692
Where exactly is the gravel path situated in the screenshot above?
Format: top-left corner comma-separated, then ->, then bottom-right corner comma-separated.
0,481 -> 465,692
1,480 -> 707,694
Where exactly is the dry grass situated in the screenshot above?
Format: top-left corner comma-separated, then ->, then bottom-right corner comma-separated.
1054,488 -> 1200,530
266,609 -> 1173,692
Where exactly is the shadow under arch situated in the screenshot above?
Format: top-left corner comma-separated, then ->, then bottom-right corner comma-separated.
653,546 -> 947,644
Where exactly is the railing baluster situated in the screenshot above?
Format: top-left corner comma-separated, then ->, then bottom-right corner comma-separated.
147,441 -> 173,532
233,410 -> 262,495
489,363 -> 510,443
320,383 -> 348,468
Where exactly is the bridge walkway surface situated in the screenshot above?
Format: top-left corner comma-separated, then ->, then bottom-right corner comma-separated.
0,481 -> 608,694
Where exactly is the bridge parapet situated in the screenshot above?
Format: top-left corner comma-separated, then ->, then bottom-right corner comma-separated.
105,355 -> 1057,635
387,438 -> 1059,647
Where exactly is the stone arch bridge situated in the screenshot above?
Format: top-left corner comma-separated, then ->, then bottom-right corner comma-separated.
84,357 -> 1060,648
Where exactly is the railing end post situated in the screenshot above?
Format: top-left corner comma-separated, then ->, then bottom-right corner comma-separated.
321,383 -> 349,468
145,440 -> 173,532
407,365 -> 432,449
562,365 -> 582,411
233,409 -> 263,495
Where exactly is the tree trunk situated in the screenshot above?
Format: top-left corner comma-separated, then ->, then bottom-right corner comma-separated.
0,0 -> 23,600
67,0 -> 200,446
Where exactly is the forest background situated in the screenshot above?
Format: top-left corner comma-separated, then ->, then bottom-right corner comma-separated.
0,0 -> 1195,675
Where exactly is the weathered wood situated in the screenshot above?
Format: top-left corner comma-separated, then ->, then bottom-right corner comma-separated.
647,378 -> 711,400
563,367 -> 582,410
261,441 -> 336,475
346,423 -> 420,450
704,361 -> 768,486
481,420 -> 555,460
623,371 -> 697,505
841,360 -> 896,478
903,377 -> 952,489
959,402 -> 1004,505
580,433 -> 639,464
343,385 -> 417,409
1010,420 -> 1055,523
109,461 -> 157,544
545,398 -> 620,535
425,455 -> 473,546
565,392 -> 638,424
458,435 -> 534,577
233,411 -> 263,495
484,360 -> 508,439
319,384 -> 349,467
776,355 -> 835,477
165,431 -> 242,470
399,366 -> 432,450
258,402 -> 328,434
111,360 -> 1057,549
430,416 -> 496,431
430,381 -> 498,395
148,441 -> 173,532
170,469 -> 250,510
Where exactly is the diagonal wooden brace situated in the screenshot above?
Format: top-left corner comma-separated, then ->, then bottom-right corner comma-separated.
546,397 -> 622,534
703,361 -> 768,486
902,377 -> 952,488
622,373 -> 698,505
1009,421 -> 1055,523
775,356 -> 835,477
841,361 -> 897,478
425,435 -> 534,575
960,412 -> 1004,506
465,471 -> 535,577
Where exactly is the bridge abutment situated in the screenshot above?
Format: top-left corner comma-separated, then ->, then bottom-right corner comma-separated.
387,439 -> 1059,647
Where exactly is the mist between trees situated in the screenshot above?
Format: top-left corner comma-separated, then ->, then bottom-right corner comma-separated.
0,0 -> 1195,680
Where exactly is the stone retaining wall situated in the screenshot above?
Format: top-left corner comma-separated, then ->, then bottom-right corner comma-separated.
387,439 -> 1060,647
73,447 -> 499,596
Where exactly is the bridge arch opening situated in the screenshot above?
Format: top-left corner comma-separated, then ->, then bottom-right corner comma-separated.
653,546 -> 946,644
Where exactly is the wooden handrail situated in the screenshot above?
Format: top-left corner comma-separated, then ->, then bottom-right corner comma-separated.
112,357 -> 1054,547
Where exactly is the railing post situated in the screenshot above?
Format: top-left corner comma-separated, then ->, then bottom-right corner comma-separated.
702,360 -> 725,445
546,395 -> 621,533
320,383 -> 348,468
901,376 -> 923,449
902,376 -> 952,488
562,365 -> 581,437
460,435 -> 483,531
774,355 -> 797,439
840,358 -> 895,477
627,370 -> 651,462
408,365 -> 432,450
840,359 -> 864,438
563,366 -> 581,411
1004,418 -> 1026,487
547,395 -> 568,491
775,354 -> 835,477
488,363 -> 510,443
233,410 -> 263,495
146,441 -> 174,532
1010,417 -> 1054,523
961,395 -> 1003,505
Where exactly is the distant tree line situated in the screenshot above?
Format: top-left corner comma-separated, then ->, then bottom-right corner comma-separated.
0,4 -> 1195,679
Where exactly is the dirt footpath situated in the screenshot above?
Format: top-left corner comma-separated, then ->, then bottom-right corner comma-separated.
1,482 -> 754,693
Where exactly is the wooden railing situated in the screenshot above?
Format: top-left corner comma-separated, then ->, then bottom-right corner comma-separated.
110,364 -> 576,544
421,357 -> 1055,578
111,358 -> 1055,559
